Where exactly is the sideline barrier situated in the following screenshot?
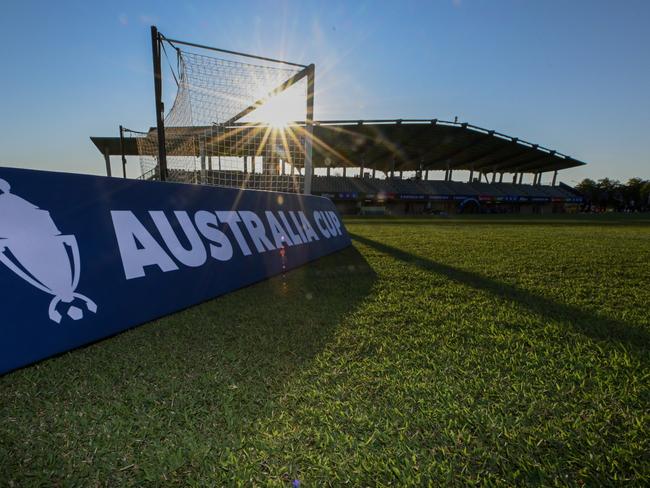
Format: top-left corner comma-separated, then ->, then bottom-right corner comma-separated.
0,168 -> 350,374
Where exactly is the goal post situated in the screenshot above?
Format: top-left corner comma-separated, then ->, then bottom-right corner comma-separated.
150,25 -> 168,181
144,26 -> 315,194
305,63 -> 315,195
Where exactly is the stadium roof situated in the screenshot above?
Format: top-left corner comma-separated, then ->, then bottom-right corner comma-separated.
91,118 -> 586,174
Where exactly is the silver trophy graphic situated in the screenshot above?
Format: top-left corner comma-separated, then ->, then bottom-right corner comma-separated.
0,178 -> 97,323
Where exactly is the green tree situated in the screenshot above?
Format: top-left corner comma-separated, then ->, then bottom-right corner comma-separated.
624,177 -> 645,207
640,181 -> 650,209
575,177 -> 649,211
575,178 -> 597,200
595,178 -> 623,210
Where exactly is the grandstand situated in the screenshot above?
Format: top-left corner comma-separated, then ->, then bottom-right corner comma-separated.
91,118 -> 585,215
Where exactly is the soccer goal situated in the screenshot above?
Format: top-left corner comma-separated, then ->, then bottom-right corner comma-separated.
138,26 -> 315,194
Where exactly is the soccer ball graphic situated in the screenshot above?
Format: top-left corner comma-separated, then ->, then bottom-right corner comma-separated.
0,178 -> 97,323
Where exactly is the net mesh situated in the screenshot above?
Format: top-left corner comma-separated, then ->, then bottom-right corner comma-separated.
138,47 -> 309,192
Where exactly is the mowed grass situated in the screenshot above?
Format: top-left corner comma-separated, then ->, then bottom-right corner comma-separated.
1,215 -> 649,486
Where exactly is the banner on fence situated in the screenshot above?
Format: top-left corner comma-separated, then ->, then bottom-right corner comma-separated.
0,167 -> 350,374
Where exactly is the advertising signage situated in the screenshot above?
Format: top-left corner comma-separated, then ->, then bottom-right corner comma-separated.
399,194 -> 428,201
0,168 -> 350,374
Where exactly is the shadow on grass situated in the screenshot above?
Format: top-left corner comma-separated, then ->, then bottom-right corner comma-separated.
0,245 -> 377,484
351,233 -> 649,353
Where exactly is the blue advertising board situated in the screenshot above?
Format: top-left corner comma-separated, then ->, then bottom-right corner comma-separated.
0,167 -> 351,374
399,194 -> 428,201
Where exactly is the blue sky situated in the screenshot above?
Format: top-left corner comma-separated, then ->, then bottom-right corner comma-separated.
0,0 -> 648,183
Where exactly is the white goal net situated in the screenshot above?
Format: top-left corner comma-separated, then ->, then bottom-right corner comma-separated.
138,41 -> 313,194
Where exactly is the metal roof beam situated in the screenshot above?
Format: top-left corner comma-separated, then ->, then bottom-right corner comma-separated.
404,127 -> 463,168
453,142 -> 520,171
423,131 -> 494,169
494,152 -> 554,173
473,147 -> 536,172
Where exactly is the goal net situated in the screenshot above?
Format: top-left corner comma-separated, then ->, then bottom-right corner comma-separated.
138,38 -> 313,193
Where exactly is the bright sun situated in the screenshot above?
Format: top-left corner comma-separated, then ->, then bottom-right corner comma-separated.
243,83 -> 306,128
265,107 -> 291,128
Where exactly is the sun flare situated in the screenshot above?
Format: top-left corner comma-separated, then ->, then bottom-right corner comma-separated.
243,82 -> 306,128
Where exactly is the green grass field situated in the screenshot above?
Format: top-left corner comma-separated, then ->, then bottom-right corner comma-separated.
1,215 -> 649,486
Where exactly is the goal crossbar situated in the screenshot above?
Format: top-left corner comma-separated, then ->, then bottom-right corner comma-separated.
221,64 -> 314,127
161,35 -> 308,69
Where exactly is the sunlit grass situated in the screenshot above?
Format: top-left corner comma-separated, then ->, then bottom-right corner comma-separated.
1,215 -> 648,485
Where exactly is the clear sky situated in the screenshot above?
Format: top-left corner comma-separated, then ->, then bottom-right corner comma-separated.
0,0 -> 648,183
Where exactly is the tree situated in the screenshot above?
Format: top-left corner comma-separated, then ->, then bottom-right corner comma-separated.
575,178 -> 597,201
641,181 -> 650,209
594,178 -> 623,210
624,178 -> 645,208
574,177 -> 649,211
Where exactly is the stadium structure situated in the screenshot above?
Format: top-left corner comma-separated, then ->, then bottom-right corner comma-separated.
91,27 -> 586,215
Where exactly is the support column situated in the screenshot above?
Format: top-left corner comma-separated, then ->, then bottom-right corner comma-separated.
469,168 -> 474,182
243,156 -> 247,174
512,173 -> 518,184
360,161 -> 364,178
448,169 -> 453,181
200,140 -> 206,183
208,156 -> 212,171
424,169 -> 428,180
499,172 -> 503,183
251,156 -> 256,173
372,168 -> 376,179
119,125 -> 127,178
491,172 -> 496,183
103,147 -> 111,177
151,26 -> 167,181
303,64 -> 315,194
518,173 -> 524,184
552,170 -> 558,186
343,167 -> 347,177
327,166 -> 331,177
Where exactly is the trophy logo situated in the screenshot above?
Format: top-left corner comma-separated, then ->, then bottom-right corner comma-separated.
0,178 -> 97,323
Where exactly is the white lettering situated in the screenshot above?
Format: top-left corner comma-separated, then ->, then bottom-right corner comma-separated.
111,206 -> 337,279
299,211 -> 319,242
215,211 -> 252,256
289,211 -> 308,243
313,211 -> 331,238
111,210 -> 179,279
265,211 -> 293,248
149,211 -> 207,268
239,211 -> 275,252
278,211 -> 302,245
327,211 -> 343,236
194,210 -> 233,261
